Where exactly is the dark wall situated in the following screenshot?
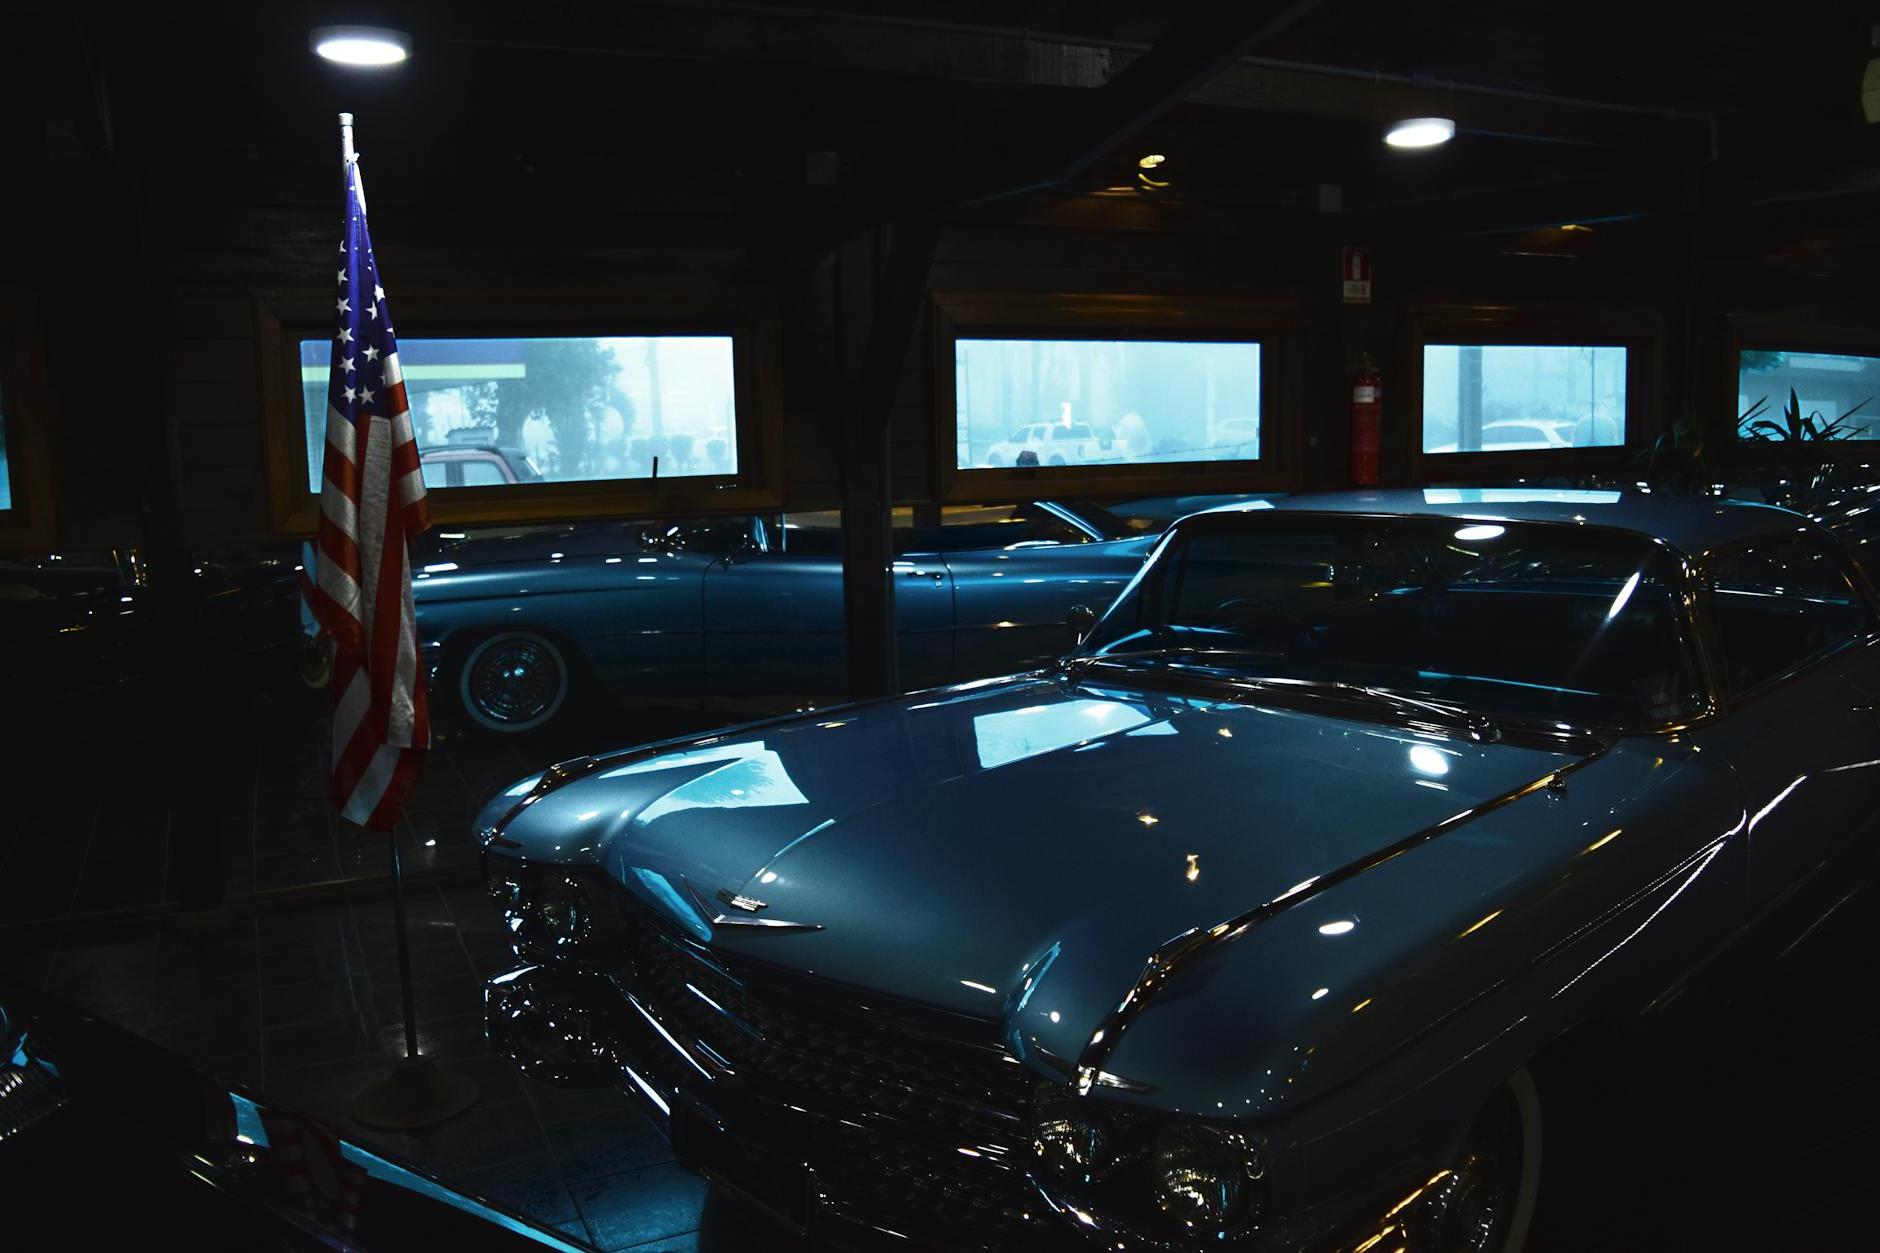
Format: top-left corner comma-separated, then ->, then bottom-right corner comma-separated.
10,7 -> 1880,555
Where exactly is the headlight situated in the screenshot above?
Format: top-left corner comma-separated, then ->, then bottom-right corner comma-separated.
1030,1082 -> 1267,1240
489,860 -> 613,960
1034,1087 -> 1108,1181
533,874 -> 592,941
1150,1123 -> 1263,1230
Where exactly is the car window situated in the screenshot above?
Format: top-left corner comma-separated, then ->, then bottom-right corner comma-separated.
1709,532 -> 1871,695
458,459 -> 508,487
419,458 -> 454,489
1083,514 -> 1703,730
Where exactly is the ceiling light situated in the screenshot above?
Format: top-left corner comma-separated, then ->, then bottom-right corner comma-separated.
311,25 -> 412,67
1385,117 -> 1455,149
1137,153 -> 1166,169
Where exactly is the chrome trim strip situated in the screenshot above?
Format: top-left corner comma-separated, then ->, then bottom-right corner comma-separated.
1071,743 -> 1614,1091
709,915 -> 826,933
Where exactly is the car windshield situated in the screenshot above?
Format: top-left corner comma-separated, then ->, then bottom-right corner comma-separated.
1077,512 -> 1702,731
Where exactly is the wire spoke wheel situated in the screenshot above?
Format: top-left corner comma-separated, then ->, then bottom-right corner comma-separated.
460,632 -> 570,732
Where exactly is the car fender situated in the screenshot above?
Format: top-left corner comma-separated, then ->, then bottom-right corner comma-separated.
1090,737 -> 1747,1224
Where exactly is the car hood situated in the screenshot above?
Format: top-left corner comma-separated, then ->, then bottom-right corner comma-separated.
484,674 -> 1582,1075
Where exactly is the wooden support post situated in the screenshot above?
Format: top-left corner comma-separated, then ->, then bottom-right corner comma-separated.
835,215 -> 940,702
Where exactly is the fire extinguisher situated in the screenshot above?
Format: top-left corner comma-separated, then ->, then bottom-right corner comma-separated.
1350,353 -> 1382,487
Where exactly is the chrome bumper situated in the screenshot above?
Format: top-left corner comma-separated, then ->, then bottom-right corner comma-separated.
483,964 -> 1085,1253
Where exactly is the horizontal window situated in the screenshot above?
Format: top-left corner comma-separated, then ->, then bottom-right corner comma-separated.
1738,350 -> 1879,441
0,377 -> 12,511
299,335 -> 738,492
1422,344 -> 1627,455
953,338 -> 1260,470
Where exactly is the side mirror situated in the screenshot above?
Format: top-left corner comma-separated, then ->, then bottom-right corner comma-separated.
1066,604 -> 1097,645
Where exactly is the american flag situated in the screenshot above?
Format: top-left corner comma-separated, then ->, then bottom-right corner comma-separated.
308,152 -> 431,830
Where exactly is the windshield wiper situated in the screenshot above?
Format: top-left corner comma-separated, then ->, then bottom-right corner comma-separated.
1065,649 -> 1502,743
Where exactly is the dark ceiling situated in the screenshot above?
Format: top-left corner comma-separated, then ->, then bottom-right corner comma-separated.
14,0 -> 1880,271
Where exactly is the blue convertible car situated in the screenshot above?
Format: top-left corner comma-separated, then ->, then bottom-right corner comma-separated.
477,489 -> 1880,1251
414,501 -> 1154,732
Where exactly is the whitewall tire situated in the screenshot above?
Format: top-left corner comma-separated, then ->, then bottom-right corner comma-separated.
458,632 -> 571,733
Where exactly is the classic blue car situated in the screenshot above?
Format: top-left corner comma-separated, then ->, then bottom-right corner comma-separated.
476,489 -> 1880,1251
414,501 -> 1155,731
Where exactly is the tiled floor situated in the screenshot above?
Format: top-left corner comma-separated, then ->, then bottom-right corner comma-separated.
6,881 -> 796,1251
12,868 -> 1880,1250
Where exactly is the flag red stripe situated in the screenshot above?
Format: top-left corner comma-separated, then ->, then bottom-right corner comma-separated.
363,749 -> 425,830
316,157 -> 430,832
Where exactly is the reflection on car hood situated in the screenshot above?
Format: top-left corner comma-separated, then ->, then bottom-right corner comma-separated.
485,674 -> 1583,1072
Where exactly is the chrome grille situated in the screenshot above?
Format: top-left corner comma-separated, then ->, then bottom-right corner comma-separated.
0,1065 -> 68,1144
630,924 -> 1039,1245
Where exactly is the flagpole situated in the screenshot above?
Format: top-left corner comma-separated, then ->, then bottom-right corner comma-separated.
335,111 -> 477,1132
339,107 -> 427,1064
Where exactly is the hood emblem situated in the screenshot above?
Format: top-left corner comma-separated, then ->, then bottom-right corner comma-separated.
687,878 -> 823,933
716,888 -> 768,913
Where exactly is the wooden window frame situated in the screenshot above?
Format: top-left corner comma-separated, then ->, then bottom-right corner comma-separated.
0,288 -> 58,550
258,286 -> 785,536
933,290 -> 1301,504
1409,304 -> 1662,484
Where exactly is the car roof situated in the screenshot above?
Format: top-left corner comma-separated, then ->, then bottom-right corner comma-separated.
1191,488 -> 1811,556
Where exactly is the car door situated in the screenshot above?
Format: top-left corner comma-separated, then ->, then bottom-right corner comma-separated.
701,511 -> 953,713
943,502 -> 1154,681
1687,529 -> 1880,914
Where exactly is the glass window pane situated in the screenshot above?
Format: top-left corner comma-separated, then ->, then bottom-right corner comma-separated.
301,335 -> 738,492
1737,351 -> 1880,441
954,338 -> 1260,469
455,458 -> 508,487
1422,345 -> 1627,454
0,376 -> 11,512
1084,513 -> 1699,728
1710,534 -> 1870,693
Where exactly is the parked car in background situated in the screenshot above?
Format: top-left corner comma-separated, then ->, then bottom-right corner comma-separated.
1106,493 -> 1285,534
1426,418 -> 1575,454
0,982 -> 584,1252
2,546 -> 301,706
420,444 -> 541,488
479,488 -> 1880,1252
983,422 -> 1106,466
1209,416 -> 1259,460
415,500 -> 1155,732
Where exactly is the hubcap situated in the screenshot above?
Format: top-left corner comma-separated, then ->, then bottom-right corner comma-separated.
466,637 -> 564,727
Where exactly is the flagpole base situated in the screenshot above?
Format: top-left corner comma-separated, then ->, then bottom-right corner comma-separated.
351,1055 -> 479,1130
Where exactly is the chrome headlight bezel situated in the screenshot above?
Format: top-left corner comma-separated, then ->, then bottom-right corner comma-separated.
1148,1121 -> 1265,1232
1028,1082 -> 1268,1241
485,857 -> 618,962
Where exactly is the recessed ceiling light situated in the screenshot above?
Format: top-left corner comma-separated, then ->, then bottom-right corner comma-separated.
311,25 -> 412,67
1384,117 -> 1455,149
